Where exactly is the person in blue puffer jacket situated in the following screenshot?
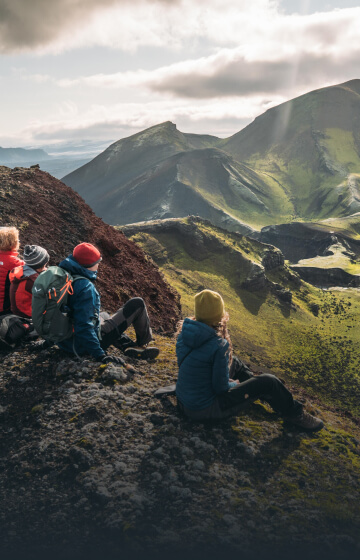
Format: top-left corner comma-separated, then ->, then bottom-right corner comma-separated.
57,243 -> 159,364
176,289 -> 324,431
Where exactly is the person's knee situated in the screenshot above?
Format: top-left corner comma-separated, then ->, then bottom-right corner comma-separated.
123,297 -> 145,318
257,373 -> 278,391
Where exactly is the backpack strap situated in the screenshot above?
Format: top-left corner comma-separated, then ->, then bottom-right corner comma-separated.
72,275 -> 88,283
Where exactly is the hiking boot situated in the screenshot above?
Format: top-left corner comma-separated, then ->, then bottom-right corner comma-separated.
124,346 -> 160,360
28,339 -> 54,352
285,410 -> 324,431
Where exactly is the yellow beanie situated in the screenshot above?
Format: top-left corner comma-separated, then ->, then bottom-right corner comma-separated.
194,289 -> 225,325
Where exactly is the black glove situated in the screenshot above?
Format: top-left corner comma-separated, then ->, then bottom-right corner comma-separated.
100,354 -> 125,366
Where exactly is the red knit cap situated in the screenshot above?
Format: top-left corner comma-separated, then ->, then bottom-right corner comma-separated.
73,243 -> 101,268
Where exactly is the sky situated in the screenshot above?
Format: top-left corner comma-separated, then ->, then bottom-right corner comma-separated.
0,0 -> 360,153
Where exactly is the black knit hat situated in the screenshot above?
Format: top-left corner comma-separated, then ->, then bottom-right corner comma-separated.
23,245 -> 49,269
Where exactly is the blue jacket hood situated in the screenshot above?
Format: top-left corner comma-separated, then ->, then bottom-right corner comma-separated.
59,255 -> 98,281
181,318 -> 217,349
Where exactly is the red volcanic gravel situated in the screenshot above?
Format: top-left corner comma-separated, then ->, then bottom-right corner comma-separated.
0,166 -> 181,333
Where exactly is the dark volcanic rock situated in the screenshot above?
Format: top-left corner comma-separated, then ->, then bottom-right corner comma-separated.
0,166 -> 181,333
261,247 -> 285,270
241,264 -> 268,291
291,266 -> 360,288
256,222 -> 360,263
272,285 -> 293,304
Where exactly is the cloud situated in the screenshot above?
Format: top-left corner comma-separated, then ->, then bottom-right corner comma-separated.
50,40 -> 360,101
0,0 -> 178,53
145,49 -> 360,99
1,0 -> 358,57
0,0 -> 283,54
1,95 -> 272,148
21,4 -> 358,101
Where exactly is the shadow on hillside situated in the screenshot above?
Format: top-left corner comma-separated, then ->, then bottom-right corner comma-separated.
278,301 -> 291,319
236,288 -> 267,316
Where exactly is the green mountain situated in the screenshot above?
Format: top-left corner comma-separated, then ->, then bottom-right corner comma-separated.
62,122 -> 218,218
122,216 -> 360,418
63,121 -> 285,232
63,80 -> 360,231
221,79 -> 360,221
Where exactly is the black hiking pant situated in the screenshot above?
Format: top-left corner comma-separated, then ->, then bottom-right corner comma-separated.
99,297 -> 153,351
178,356 -> 303,421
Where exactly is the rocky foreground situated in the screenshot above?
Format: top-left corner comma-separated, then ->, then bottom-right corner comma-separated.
1,334 -> 360,560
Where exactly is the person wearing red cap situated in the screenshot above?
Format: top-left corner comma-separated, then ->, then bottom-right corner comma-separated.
57,242 -> 159,363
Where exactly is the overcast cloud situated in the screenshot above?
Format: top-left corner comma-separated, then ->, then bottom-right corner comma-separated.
0,0 -> 179,52
0,1 -> 359,148
44,7 -> 360,100
0,0 -> 278,53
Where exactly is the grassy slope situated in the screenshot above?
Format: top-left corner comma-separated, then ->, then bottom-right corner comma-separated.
320,212 -> 360,238
127,219 -> 360,418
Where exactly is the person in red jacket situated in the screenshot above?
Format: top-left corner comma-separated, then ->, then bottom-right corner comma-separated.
10,245 -> 49,319
0,227 -> 24,315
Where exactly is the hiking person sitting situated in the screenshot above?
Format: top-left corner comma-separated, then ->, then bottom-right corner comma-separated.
0,227 -> 24,316
56,243 -> 159,363
10,245 -> 50,319
175,289 -> 324,431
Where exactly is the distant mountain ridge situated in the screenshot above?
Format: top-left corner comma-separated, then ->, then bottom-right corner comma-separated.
0,147 -> 50,163
63,80 -> 360,230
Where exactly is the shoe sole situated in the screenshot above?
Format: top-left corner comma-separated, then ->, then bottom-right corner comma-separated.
125,347 -> 159,360
285,419 -> 324,432
154,384 -> 177,397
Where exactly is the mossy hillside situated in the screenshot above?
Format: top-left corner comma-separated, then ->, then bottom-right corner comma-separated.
324,129 -> 360,171
127,219 -> 360,417
175,153 -> 295,228
320,213 -> 360,239
245,154 -> 347,221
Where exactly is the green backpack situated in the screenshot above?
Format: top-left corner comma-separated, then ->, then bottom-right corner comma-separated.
32,266 -> 85,343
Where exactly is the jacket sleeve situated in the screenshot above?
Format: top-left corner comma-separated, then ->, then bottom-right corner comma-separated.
211,340 -> 232,394
71,281 -> 105,359
13,257 -> 25,268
